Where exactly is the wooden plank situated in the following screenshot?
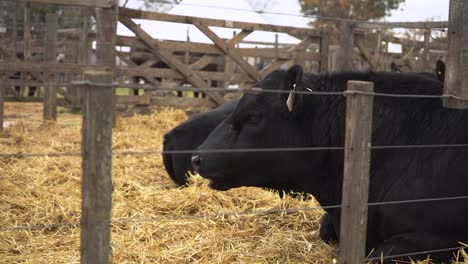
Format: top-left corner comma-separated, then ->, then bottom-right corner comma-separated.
194,22 -> 261,82
11,17 -> 18,60
119,16 -> 224,105
22,2 -> 32,95
339,80 -> 374,264
401,47 -> 416,72
228,29 -> 253,46
80,71 -> 113,264
116,95 -> 151,105
117,51 -> 137,67
117,36 -> 320,60
319,27 -> 330,72
0,61 -> 243,83
234,36 -> 313,83
0,61 -> 110,74
187,29 -> 251,74
119,7 -> 321,38
0,75 -> 4,132
190,55 -> 218,71
68,8 -> 90,108
356,20 -> 448,30
23,2 -> 32,61
336,22 -> 355,72
26,0 -> 113,8
138,58 -> 159,68
443,0 -> 468,109
96,1 -> 118,126
355,36 -> 375,70
43,13 -> 57,121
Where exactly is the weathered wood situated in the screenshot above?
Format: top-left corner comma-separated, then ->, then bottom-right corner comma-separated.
194,22 -> 262,82
336,22 -> 356,72
119,7 -> 322,38
355,35 -> 375,70
0,61 -> 241,82
319,27 -> 330,72
22,2 -> 32,96
23,2 -> 32,61
339,81 -> 374,264
356,20 -> 448,30
0,75 -> 5,131
190,55 -> 219,71
401,47 -> 416,72
228,30 -> 253,46
117,36 -> 320,60
43,13 -> 58,121
0,61 -> 110,74
116,95 -> 150,105
11,17 -> 18,60
119,16 -> 224,105
26,0 -> 113,8
443,0 -> 468,109
80,71 -> 113,264
96,0 -> 118,126
420,29 -> 431,71
68,8 -> 90,108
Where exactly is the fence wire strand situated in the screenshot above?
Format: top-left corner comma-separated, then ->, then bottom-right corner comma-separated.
3,80 -> 468,101
4,143 -> 468,159
142,0 -> 448,31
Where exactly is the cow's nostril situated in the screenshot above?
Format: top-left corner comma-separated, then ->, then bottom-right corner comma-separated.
191,155 -> 201,172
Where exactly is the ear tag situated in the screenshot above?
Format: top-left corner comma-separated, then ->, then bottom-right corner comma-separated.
286,83 -> 296,112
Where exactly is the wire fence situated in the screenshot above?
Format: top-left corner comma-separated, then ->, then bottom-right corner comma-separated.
2,79 -> 468,102
2,78 -> 468,261
3,194 -> 468,233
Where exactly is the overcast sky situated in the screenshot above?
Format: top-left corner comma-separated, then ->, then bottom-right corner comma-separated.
262,0 -> 450,27
117,0 -> 451,45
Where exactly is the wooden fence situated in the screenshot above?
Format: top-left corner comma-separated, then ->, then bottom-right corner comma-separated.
1,1 -> 468,263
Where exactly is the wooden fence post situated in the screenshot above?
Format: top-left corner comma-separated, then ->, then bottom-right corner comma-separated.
80,70 -> 113,264
96,1 -> 118,125
339,81 -> 374,264
443,0 -> 468,109
43,13 -> 58,121
319,26 -> 330,73
0,75 -> 4,132
421,29 -> 431,72
22,2 -> 32,96
336,22 -> 355,72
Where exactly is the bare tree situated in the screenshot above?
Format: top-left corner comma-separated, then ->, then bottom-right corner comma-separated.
245,0 -> 277,12
120,0 -> 182,12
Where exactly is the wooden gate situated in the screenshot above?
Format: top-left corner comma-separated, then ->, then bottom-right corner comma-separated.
117,7 -> 330,105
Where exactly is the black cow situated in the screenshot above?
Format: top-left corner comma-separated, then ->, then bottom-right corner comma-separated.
192,65 -> 468,263
163,99 -> 239,185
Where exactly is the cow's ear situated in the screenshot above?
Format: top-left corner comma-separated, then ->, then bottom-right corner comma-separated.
285,65 -> 304,112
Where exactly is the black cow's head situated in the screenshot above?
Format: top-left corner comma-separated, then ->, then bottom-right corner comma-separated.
192,65 -> 327,192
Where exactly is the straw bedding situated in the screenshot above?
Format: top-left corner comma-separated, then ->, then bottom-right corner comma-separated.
0,102 -> 466,263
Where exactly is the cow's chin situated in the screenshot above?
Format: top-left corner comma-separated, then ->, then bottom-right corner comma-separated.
199,171 -> 238,191
208,179 -> 234,191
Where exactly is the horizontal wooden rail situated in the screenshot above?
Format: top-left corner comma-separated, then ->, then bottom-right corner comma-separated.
26,0 -> 113,8
119,7 -> 321,38
116,36 -> 320,60
356,21 -> 448,30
